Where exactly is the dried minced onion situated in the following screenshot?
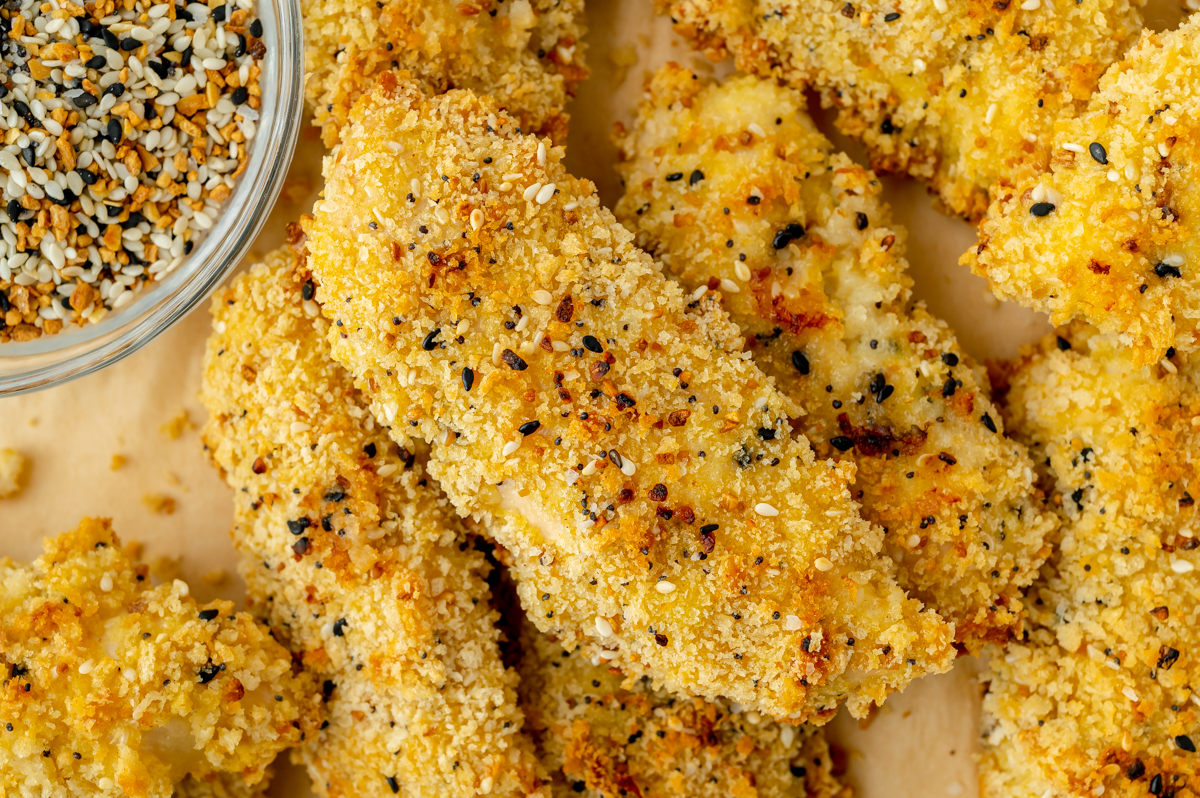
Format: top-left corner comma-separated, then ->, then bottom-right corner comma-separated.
0,0 -> 265,342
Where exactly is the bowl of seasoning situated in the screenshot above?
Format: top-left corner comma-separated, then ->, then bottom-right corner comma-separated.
0,0 -> 302,394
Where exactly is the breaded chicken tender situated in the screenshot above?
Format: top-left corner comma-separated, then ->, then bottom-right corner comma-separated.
302,74 -> 956,722
614,66 -> 1056,651
980,325 -> 1200,798
659,0 -> 1143,220
966,18 -> 1200,362
518,622 -> 852,798
303,0 -> 586,145
199,245 -> 547,796
0,518 -> 318,798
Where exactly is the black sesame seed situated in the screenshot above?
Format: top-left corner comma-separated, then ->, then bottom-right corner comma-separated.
855,212 -> 869,230
941,352 -> 959,366
1150,774 -> 1163,795
385,776 -> 399,794
1089,142 -> 1108,164
231,86 -> 249,105
249,18 -> 263,36
104,118 -> 123,144
1154,262 -> 1182,279
518,420 -> 541,436
333,618 -> 348,637
1029,202 -> 1055,217
197,664 -> 221,684
421,328 -> 441,350
665,172 -> 684,181
198,609 -> 219,621
1056,336 -> 1071,351
757,427 -> 776,440
791,350 -> 810,375
772,223 -> 806,250
462,366 -> 474,391
689,169 -> 704,185
884,11 -> 900,20
120,37 -> 140,50
830,436 -> 854,452
103,82 -> 125,98
1176,735 -> 1196,753
363,442 -> 377,458
582,335 -> 603,353
102,28 -> 119,49
981,413 -> 997,433
212,4 -> 226,20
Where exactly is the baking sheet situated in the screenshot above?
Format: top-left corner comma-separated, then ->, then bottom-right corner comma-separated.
0,1 -> 1186,794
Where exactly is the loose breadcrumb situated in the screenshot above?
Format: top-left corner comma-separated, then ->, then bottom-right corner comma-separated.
199,244 -> 547,797
966,17 -> 1200,362
614,65 -> 1057,652
981,324 -> 1200,798
161,411 -> 195,441
302,73 -> 955,723
0,518 -> 319,798
143,494 -> 178,515
303,0 -> 587,145
659,0 -> 1143,220
518,620 -> 852,798
0,447 -> 29,499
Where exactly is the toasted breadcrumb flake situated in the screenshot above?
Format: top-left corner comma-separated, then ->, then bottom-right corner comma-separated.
615,65 -> 1057,652
659,0 -> 1143,220
967,17 -> 1200,361
302,74 -> 955,723
0,447 -> 29,499
981,324 -> 1200,798
0,518 -> 319,798
199,245 -> 547,796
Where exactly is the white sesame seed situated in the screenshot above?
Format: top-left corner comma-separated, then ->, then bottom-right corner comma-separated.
532,289 -> 553,304
595,617 -> 614,637
523,182 -> 542,202
734,261 -> 751,281
79,660 -> 94,675
1019,0 -> 1040,8
1171,560 -> 1195,574
581,460 -> 598,476
784,614 -> 803,631
754,503 -> 779,517
720,278 -> 740,293
123,668 -> 136,681
655,580 -> 676,595
814,557 -> 834,572
100,574 -> 114,592
535,183 -> 556,204
620,459 -> 636,477
1122,687 -> 1139,702
1062,143 -> 1085,153
747,122 -> 766,138
173,579 -> 189,596
932,0 -> 948,10
985,103 -> 997,125
1031,184 -> 1046,202
470,208 -> 484,230
780,725 -> 796,748
502,440 -> 521,457
1107,169 -> 1120,182
536,141 -> 547,165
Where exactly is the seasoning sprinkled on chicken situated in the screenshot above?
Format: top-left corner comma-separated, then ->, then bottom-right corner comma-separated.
0,518 -> 319,798
967,17 -> 1200,362
200,243 -> 547,797
981,324 -> 1200,798
302,73 -> 956,723
614,65 -> 1057,652
659,0 -> 1143,220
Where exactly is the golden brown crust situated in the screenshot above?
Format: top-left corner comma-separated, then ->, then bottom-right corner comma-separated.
0,518 -> 318,798
966,18 -> 1200,362
303,0 -> 587,145
199,245 -> 548,797
518,621 -> 853,798
302,74 -> 956,723
658,0 -> 1143,220
981,324 -> 1200,798
613,65 -> 1057,653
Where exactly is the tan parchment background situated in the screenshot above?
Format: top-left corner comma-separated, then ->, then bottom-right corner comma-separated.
0,1 -> 1186,794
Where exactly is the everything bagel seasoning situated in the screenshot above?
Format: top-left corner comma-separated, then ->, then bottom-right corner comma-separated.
0,0 -> 264,343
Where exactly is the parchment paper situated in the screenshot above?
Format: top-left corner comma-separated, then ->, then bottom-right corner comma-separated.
0,1 -> 1186,794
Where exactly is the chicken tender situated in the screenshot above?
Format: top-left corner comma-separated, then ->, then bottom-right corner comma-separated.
659,0 -> 1143,220
518,622 -> 852,798
966,18 -> 1200,362
614,66 -> 1056,651
0,518 -> 318,798
303,0 -> 587,145
980,325 -> 1200,798
199,245 -> 547,796
302,73 -> 956,722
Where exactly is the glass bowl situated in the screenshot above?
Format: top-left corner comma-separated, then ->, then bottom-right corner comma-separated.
0,0 -> 304,396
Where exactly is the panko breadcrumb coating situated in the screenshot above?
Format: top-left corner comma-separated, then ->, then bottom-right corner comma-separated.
303,0 -> 587,145
518,621 -> 852,798
0,518 -> 318,798
173,771 -> 274,798
302,74 -> 956,723
981,325 -> 1200,798
199,244 -> 547,797
614,65 -> 1056,652
0,447 -> 28,499
659,0 -> 1144,220
966,17 -> 1200,362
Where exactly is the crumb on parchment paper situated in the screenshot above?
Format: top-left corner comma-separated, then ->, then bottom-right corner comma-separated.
161,410 -> 195,439
110,454 -> 126,471
143,493 -> 177,515
0,448 -> 29,500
